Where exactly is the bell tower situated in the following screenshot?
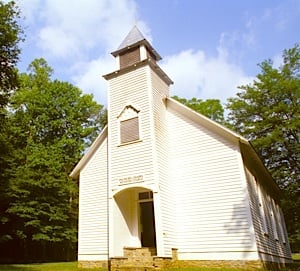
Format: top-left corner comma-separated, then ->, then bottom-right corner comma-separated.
103,26 -> 173,257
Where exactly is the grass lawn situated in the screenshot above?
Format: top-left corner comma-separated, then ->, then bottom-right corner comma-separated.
0,262 -> 288,271
292,253 -> 300,261
0,264 -> 259,271
0,262 -> 104,271
0,253 -> 299,271
0,262 -> 257,271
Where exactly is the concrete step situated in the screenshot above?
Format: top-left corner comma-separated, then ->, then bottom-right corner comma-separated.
123,247 -> 155,258
112,267 -> 155,271
109,247 -> 160,271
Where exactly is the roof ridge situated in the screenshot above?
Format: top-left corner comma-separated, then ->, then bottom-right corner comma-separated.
117,25 -> 145,51
111,26 -> 162,60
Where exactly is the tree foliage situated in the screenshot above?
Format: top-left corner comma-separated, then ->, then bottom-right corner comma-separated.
226,44 -> 300,251
1,59 -> 106,261
0,0 -> 24,122
0,0 -> 24,251
172,96 -> 225,123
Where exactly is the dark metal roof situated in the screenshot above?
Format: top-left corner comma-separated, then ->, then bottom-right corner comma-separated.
117,25 -> 145,50
111,26 -> 161,61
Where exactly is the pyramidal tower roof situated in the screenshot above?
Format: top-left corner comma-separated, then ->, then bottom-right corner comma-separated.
117,25 -> 145,50
111,25 -> 161,60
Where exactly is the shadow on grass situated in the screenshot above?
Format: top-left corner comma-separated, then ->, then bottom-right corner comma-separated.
0,262 -> 82,271
0,265 -> 40,271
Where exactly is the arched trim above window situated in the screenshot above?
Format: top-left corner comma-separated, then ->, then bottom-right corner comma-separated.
118,105 -> 141,145
118,105 -> 140,120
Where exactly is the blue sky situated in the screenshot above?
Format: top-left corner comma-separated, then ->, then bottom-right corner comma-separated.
17,0 -> 300,105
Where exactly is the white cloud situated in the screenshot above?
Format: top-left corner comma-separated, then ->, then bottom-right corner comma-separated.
272,53 -> 283,69
17,0 -> 42,25
73,43 -> 254,106
262,6 -> 288,32
38,27 -> 79,58
73,46 -> 254,107
17,0 -> 153,105
71,55 -> 116,105
161,47 -> 254,104
18,0 -> 256,107
20,0 -> 142,59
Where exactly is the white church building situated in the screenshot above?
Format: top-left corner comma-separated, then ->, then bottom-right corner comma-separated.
70,26 -> 292,270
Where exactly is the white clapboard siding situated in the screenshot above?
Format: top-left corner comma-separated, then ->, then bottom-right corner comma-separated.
112,189 -> 139,256
167,106 -> 256,260
78,138 -> 108,261
74,29 -> 293,265
108,66 -> 156,189
245,168 -> 292,262
150,68 -> 176,256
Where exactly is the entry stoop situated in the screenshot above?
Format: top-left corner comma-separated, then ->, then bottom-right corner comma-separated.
110,247 -> 159,271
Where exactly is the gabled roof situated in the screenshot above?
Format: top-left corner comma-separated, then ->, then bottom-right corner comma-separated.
166,97 -> 281,198
166,97 -> 248,144
111,25 -> 162,61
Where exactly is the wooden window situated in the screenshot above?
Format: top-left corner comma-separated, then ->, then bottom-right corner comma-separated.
277,206 -> 287,244
256,181 -> 269,236
120,117 -> 139,144
274,201 -> 286,243
120,47 -> 140,69
268,196 -> 279,241
139,191 -> 153,200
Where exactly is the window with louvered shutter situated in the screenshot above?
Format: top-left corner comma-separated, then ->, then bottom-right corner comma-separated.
120,47 -> 140,69
120,117 -> 139,144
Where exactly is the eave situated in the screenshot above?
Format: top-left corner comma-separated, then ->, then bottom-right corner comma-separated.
166,97 -> 247,145
103,58 -> 173,86
112,39 -> 162,61
69,126 -> 108,179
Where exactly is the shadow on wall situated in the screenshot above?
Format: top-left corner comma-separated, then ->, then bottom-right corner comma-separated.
224,187 -> 294,271
224,191 -> 257,259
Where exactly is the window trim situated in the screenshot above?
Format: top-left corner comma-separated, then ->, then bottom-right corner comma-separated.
274,201 -> 287,244
256,180 -> 269,236
268,195 -> 279,241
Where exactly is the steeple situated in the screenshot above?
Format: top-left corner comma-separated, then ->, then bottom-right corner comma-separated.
111,26 -> 162,70
104,25 -> 173,86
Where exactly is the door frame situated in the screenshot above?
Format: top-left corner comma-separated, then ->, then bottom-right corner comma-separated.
138,191 -> 156,248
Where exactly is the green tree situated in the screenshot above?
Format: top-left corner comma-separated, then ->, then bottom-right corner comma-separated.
4,59 -> 106,261
0,0 -> 24,249
226,44 -> 300,251
172,96 -> 225,123
0,0 -> 24,122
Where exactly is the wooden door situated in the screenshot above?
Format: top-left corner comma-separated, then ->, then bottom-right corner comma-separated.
140,201 -> 156,247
